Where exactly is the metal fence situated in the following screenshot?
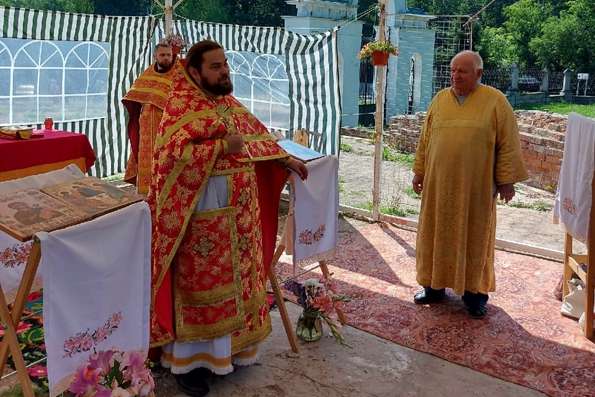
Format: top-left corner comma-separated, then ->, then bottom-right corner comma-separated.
481,66 -> 595,96
482,67 -> 512,93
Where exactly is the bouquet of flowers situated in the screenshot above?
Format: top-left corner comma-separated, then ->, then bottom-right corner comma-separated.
163,33 -> 186,56
357,40 -> 399,60
68,350 -> 154,397
284,277 -> 350,345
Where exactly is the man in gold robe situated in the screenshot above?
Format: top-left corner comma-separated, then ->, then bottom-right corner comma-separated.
123,42 -> 176,194
147,40 -> 307,396
412,51 -> 528,318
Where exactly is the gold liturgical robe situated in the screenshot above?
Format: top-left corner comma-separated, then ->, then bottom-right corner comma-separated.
413,85 -> 528,295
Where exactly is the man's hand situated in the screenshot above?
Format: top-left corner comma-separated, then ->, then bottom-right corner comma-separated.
497,183 -> 515,203
285,158 -> 308,180
224,135 -> 244,154
412,174 -> 424,195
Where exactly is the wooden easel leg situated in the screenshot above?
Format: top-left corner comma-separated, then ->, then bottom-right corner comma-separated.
0,239 -> 41,376
587,175 -> 595,339
586,283 -> 594,339
268,243 -> 299,353
0,285 -> 35,397
319,260 -> 347,325
563,234 -> 573,298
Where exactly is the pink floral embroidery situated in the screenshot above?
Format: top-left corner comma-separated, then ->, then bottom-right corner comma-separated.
299,225 -> 326,245
0,241 -> 32,268
314,225 -> 326,241
299,230 -> 314,245
63,312 -> 123,358
562,197 -> 576,215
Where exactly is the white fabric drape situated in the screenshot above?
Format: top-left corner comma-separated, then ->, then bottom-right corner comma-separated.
553,113 -> 595,242
38,202 -> 151,396
291,156 -> 339,266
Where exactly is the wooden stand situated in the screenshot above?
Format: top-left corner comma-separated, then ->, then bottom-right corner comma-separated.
0,238 -> 42,397
267,176 -> 347,354
562,174 -> 595,339
0,176 -> 142,395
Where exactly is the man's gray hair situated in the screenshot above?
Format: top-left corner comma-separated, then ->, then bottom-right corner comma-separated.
450,50 -> 484,70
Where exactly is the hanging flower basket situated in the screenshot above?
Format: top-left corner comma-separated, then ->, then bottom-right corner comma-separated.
358,41 -> 399,67
372,51 -> 390,66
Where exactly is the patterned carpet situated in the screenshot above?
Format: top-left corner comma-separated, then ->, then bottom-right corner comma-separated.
0,290 -> 48,393
278,221 -> 595,397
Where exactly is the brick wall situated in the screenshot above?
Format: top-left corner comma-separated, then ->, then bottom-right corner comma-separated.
340,127 -> 373,140
342,111 -> 568,192
515,111 -> 566,191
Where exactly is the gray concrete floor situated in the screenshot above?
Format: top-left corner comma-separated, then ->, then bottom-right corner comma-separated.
158,303 -> 545,397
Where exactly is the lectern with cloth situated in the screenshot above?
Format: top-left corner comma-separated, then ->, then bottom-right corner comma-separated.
554,113 -> 595,339
0,168 -> 150,396
268,133 -> 346,353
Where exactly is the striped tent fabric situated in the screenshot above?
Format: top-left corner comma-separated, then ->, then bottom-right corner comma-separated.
0,6 -> 157,177
0,7 -> 341,177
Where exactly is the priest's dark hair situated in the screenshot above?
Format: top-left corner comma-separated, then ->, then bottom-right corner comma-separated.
186,40 -> 223,72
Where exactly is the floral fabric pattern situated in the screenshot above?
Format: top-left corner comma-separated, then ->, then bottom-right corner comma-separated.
0,241 -> 32,268
298,225 -> 326,245
63,312 -> 123,358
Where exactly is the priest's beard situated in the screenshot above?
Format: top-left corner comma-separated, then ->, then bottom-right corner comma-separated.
200,74 -> 233,96
156,62 -> 173,73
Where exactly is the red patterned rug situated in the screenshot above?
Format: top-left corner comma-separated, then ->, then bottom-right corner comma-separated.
277,221 -> 595,397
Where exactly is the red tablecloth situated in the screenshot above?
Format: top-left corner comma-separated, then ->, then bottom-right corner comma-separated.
0,130 -> 96,172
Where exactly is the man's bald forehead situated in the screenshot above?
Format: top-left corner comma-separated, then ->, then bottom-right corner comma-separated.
451,51 -> 483,70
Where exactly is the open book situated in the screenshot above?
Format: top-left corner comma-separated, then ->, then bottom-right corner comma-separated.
276,139 -> 324,162
0,178 -> 143,241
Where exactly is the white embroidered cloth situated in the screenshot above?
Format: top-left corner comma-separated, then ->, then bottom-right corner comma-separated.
553,113 -> 595,242
291,156 -> 338,266
38,202 -> 151,396
0,165 -> 84,300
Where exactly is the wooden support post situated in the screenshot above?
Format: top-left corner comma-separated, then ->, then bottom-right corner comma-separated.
372,1 -> 387,221
164,0 -> 173,36
268,231 -> 299,353
563,233 -> 573,298
586,174 -> 595,339
0,287 -> 35,397
0,238 -> 41,396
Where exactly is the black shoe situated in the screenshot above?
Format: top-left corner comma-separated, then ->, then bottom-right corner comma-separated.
462,291 -> 489,319
467,304 -> 488,319
413,287 -> 446,304
175,368 -> 210,397
150,361 -> 166,380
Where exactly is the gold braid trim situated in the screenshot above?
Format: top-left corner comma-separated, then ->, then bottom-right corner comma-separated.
153,140 -> 223,296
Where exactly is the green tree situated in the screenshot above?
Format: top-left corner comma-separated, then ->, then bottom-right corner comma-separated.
502,0 -> 551,68
91,0 -> 151,16
175,0 -> 233,23
476,26 -> 515,68
530,0 -> 595,72
0,0 -> 94,12
231,0 -> 292,26
175,0 -> 292,26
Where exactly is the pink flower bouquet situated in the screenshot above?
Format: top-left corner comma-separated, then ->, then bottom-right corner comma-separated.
284,278 -> 351,345
68,350 -> 154,397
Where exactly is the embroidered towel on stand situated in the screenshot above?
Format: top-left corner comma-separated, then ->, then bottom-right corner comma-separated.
38,202 -> 151,396
553,113 -> 595,242
291,155 -> 339,267
0,165 -> 84,301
